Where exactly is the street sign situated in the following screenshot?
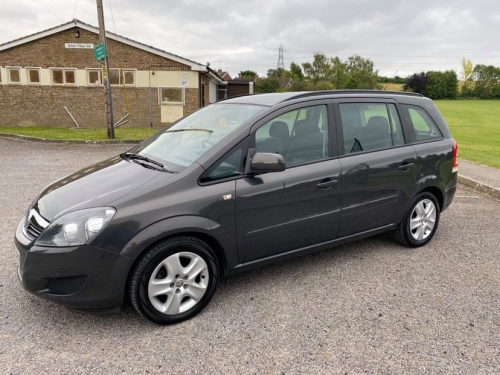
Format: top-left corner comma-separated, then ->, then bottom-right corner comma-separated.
93,42 -> 107,61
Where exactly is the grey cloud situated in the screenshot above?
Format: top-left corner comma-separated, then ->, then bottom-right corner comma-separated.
0,0 -> 499,76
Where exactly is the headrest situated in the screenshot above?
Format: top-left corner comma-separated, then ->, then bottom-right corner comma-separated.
269,121 -> 289,138
366,116 -> 390,131
294,119 -> 320,137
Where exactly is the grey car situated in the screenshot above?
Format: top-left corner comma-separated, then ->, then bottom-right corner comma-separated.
15,90 -> 458,324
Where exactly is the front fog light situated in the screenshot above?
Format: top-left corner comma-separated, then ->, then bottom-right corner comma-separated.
64,222 -> 78,241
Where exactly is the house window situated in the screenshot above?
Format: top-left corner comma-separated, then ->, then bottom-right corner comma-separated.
51,68 -> 77,86
26,68 -> 41,85
109,68 -> 136,86
217,88 -> 227,101
7,67 -> 22,84
87,69 -> 102,85
109,68 -> 120,85
159,87 -> 184,104
123,70 -> 135,85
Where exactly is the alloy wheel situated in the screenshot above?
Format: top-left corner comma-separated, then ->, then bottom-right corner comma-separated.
148,252 -> 209,315
409,199 -> 437,241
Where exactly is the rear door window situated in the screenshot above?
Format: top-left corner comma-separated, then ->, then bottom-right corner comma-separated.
402,105 -> 442,142
339,103 -> 405,154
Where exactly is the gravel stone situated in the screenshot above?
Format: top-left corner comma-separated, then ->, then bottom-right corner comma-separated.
0,139 -> 499,374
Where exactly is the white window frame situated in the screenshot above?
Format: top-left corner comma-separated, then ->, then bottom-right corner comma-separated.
158,87 -> 185,105
0,67 -> 3,85
109,68 -> 121,86
49,67 -> 78,86
6,66 -> 22,85
86,68 -> 102,86
26,67 -> 42,85
121,68 -> 137,87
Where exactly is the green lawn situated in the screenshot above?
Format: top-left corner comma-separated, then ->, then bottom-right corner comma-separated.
1,100 -> 498,168
0,127 -> 159,141
435,100 -> 500,169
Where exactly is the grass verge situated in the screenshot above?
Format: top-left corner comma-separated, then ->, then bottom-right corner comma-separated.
0,127 -> 158,141
435,100 -> 500,169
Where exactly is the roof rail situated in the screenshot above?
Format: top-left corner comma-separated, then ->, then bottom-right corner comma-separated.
283,90 -> 424,101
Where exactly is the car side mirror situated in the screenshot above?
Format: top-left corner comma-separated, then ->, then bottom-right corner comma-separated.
249,152 -> 286,174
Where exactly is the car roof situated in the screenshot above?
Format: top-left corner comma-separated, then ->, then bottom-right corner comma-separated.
218,90 -> 425,107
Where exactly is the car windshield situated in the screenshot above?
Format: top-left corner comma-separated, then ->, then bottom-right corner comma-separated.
134,104 -> 264,170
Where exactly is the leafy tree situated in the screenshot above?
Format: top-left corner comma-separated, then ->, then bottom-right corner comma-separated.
345,55 -> 381,89
289,62 -> 304,81
460,58 -> 474,94
404,72 -> 428,95
255,77 -> 281,93
238,70 -> 258,79
472,64 -> 500,98
267,68 -> 285,78
302,52 -> 330,82
426,70 -> 458,99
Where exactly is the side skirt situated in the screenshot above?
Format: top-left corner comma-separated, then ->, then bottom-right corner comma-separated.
225,223 -> 396,276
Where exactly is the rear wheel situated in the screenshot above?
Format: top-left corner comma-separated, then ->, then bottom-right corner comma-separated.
129,236 -> 218,324
392,192 -> 440,247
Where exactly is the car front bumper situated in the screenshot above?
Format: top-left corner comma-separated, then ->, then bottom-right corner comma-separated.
14,217 -> 134,311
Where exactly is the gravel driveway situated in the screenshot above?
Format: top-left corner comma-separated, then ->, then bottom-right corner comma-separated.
0,138 -> 499,374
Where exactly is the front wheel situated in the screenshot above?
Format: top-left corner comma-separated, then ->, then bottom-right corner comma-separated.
129,236 -> 219,325
392,192 -> 440,247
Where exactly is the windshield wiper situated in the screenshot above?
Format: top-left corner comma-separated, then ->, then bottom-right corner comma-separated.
121,153 -> 177,173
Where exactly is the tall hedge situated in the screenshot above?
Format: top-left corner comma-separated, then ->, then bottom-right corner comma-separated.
404,70 -> 458,99
426,70 -> 458,99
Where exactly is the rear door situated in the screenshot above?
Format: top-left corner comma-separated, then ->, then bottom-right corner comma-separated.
335,99 -> 418,237
235,101 -> 342,263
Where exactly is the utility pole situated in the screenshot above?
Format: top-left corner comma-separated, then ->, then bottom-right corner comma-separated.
96,0 -> 115,139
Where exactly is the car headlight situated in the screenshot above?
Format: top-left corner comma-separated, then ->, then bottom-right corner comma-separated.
35,207 -> 116,247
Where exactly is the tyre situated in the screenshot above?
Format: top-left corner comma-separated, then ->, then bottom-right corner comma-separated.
129,236 -> 219,324
392,192 -> 440,248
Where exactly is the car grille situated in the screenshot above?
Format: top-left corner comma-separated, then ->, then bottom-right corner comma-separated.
24,208 -> 49,241
25,221 -> 44,240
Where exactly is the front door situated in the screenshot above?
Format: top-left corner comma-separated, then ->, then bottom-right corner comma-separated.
335,100 -> 418,237
235,102 -> 341,263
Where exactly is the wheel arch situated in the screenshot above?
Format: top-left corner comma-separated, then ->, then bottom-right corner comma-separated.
120,216 -> 229,304
418,185 -> 444,210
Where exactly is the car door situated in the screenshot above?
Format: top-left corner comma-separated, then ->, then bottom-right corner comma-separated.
235,101 -> 342,263
334,99 -> 418,237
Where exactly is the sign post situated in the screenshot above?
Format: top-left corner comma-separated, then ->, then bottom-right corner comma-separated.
95,0 -> 115,139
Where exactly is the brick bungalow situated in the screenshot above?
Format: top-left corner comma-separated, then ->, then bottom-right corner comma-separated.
0,19 -> 224,128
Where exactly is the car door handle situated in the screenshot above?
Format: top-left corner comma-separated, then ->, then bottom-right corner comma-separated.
399,162 -> 414,171
317,179 -> 338,189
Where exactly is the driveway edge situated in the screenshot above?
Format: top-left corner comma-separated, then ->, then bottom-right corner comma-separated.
0,132 -> 141,145
458,175 -> 500,201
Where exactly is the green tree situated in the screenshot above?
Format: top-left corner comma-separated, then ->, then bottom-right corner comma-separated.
425,70 -> 458,99
289,62 -> 304,81
255,77 -> 281,93
472,65 -> 500,98
238,70 -> 258,79
302,52 -> 331,82
345,55 -> 381,89
460,58 -> 474,95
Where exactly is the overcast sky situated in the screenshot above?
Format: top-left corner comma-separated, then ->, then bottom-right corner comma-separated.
1,0 -> 499,77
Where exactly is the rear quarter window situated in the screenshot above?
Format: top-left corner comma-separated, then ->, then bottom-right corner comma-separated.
402,104 -> 442,142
